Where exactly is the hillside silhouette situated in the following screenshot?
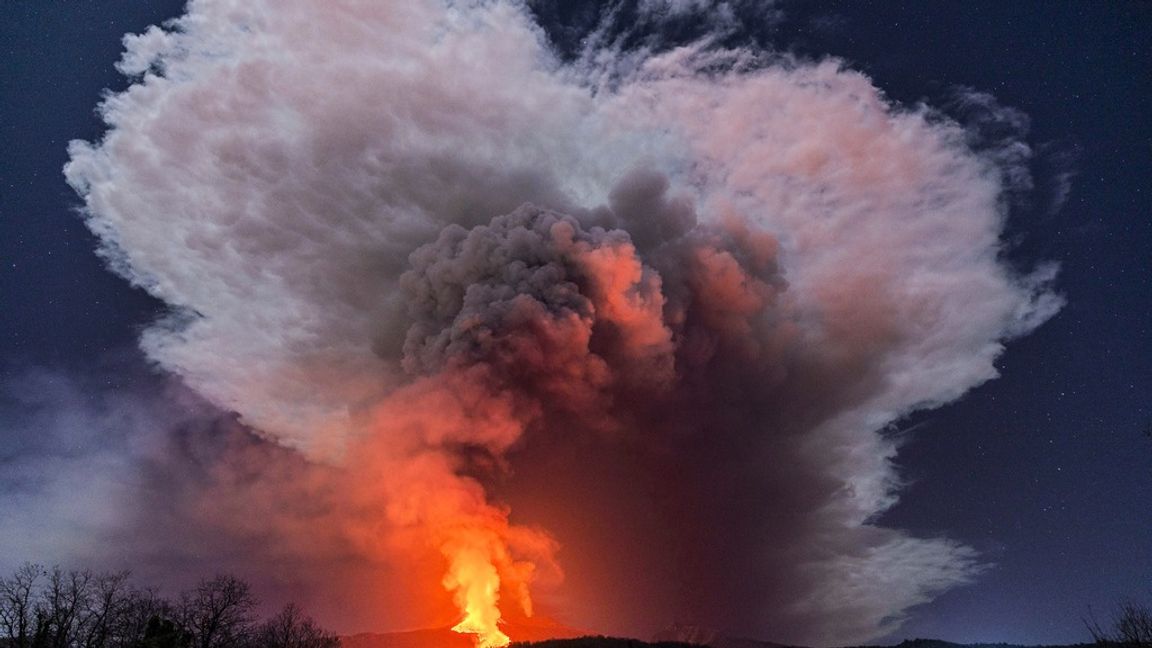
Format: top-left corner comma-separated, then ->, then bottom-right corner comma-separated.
3,564 -> 1141,648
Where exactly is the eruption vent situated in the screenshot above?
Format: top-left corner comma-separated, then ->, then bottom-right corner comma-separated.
65,0 -> 1061,644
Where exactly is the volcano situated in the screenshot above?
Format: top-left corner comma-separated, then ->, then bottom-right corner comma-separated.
340,616 -> 587,648
339,620 -> 800,648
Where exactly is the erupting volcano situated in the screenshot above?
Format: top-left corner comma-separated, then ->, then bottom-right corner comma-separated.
378,202 -> 782,646
63,0 -> 1061,645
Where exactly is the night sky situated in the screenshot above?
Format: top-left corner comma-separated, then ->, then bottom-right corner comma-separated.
1,2 -> 1149,645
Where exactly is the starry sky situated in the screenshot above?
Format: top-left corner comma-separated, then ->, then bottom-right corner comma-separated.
1,1 -> 1149,645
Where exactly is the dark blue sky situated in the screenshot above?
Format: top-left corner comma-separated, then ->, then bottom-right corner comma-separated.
1,2 -> 1149,645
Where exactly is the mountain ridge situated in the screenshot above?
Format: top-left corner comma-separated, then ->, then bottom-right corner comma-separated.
340,628 -> 1096,648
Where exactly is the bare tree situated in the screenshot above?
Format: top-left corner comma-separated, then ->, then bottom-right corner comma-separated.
0,563 -> 44,648
1,567 -> 340,648
253,604 -> 338,648
76,571 -> 133,648
177,576 -> 255,648
110,587 -> 181,648
1087,600 -> 1152,646
33,567 -> 94,648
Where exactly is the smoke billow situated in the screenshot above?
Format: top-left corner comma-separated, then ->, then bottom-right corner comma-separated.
62,0 -> 1061,644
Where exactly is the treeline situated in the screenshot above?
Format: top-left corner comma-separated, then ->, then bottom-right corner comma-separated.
0,565 -> 338,648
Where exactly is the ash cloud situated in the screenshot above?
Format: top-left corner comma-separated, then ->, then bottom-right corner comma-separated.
0,361 -> 482,633
56,0 -> 1062,644
0,366 -> 164,569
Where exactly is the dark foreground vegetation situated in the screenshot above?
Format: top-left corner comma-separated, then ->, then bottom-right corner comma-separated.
4,564 -> 1148,648
0,564 -> 336,648
1085,601 -> 1152,647
514,629 -> 1151,648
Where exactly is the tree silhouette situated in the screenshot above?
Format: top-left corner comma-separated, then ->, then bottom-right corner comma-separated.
253,604 -> 337,648
138,615 -> 189,648
1086,600 -> 1152,646
0,563 -> 43,648
0,566 -> 337,648
177,576 -> 255,648
33,567 -> 92,648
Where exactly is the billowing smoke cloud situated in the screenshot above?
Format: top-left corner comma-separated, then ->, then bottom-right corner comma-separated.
61,0 -> 1061,644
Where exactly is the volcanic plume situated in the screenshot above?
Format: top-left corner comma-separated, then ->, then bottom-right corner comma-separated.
64,0 -> 1061,645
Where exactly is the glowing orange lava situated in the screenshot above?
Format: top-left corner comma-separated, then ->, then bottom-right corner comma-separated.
444,543 -> 511,647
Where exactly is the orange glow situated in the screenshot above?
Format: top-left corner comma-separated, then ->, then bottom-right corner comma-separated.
437,516 -> 551,647
443,537 -> 510,647
344,372 -> 561,648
